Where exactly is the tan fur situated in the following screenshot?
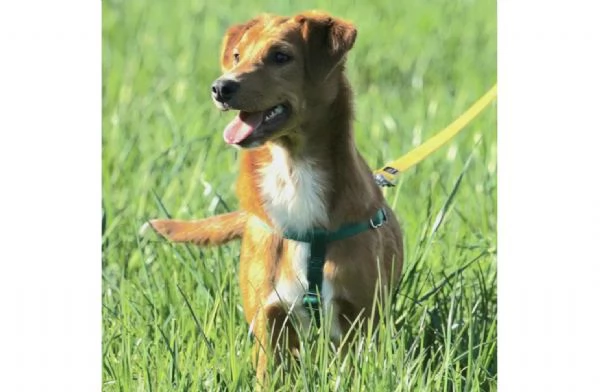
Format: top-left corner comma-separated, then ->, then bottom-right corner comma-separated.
148,211 -> 247,246
148,10 -> 404,385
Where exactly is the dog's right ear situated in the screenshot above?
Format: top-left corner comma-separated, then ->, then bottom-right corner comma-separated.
220,19 -> 258,71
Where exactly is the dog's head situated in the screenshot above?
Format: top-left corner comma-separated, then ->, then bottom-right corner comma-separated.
211,11 -> 357,149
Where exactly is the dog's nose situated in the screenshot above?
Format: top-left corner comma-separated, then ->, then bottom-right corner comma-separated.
211,78 -> 240,102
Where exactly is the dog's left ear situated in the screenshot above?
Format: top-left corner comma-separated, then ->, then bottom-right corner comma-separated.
295,11 -> 357,82
220,18 -> 259,70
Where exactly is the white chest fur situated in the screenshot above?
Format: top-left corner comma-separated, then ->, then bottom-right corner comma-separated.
259,144 -> 328,233
258,145 -> 341,339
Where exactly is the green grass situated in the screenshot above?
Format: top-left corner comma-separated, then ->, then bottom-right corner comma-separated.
102,0 -> 497,390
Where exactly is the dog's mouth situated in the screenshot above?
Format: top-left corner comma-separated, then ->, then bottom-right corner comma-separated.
223,103 -> 290,147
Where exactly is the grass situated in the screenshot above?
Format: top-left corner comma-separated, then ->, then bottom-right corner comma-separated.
102,0 -> 497,390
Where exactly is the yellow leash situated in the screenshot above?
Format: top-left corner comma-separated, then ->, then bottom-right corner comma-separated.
373,84 -> 497,187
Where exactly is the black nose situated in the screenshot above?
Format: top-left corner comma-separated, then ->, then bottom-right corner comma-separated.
211,78 -> 240,103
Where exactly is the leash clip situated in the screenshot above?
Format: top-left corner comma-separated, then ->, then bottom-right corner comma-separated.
373,173 -> 395,187
369,209 -> 387,229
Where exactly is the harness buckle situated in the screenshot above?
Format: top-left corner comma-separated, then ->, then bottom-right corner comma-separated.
369,208 -> 387,229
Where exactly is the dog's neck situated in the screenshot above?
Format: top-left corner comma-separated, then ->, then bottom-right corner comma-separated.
237,74 -> 383,233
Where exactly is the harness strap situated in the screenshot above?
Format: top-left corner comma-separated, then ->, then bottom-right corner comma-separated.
281,208 -> 388,327
303,235 -> 327,325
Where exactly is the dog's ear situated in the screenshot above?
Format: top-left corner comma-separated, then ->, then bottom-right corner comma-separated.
295,11 -> 357,82
220,18 -> 259,70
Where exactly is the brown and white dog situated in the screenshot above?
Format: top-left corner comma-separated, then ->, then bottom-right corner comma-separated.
147,10 -> 404,381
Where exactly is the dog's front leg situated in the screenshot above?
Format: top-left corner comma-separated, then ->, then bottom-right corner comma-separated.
248,309 -> 271,390
251,305 -> 301,389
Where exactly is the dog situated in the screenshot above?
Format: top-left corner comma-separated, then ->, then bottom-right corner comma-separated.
146,10 -> 404,382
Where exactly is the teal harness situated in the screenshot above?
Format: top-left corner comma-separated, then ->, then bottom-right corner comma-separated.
270,208 -> 388,327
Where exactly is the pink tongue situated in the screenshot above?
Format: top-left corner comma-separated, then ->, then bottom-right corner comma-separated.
223,111 -> 264,144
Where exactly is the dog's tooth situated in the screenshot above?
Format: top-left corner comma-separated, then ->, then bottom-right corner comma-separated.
264,105 -> 284,122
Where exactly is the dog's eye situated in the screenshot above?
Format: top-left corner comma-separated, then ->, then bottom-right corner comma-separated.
233,51 -> 240,65
272,51 -> 291,64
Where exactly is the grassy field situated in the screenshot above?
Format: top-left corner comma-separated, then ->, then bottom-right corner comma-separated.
102,0 -> 497,390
